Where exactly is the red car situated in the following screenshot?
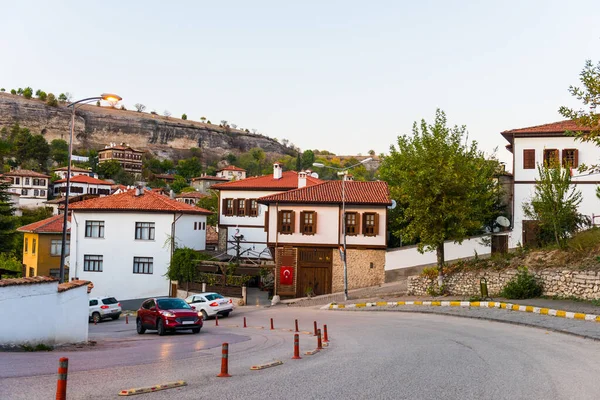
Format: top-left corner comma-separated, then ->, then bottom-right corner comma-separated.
136,297 -> 203,336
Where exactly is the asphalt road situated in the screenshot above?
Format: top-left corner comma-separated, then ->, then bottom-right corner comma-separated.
1,307 -> 600,399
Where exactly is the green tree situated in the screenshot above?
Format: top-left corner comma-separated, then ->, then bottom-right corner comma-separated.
523,162 -> 588,248
166,247 -> 199,295
0,253 -> 22,278
197,190 -> 218,226
10,89 -> 16,95
50,139 -> 69,165
22,87 -> 33,99
134,103 -> 146,112
301,150 -> 315,170
176,157 -> 202,179
29,135 -> 51,169
170,175 -> 189,194
58,93 -> 68,103
46,93 -> 58,107
97,159 -> 123,179
378,109 -> 499,286
0,179 -> 16,255
114,170 -> 136,186
37,91 -> 47,101
181,113 -> 188,120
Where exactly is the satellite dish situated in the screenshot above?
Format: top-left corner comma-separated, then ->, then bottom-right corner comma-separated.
496,216 -> 510,227
310,172 -> 319,178
387,199 -> 397,210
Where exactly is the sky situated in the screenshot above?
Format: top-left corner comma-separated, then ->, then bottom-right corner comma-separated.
1,1 -> 599,170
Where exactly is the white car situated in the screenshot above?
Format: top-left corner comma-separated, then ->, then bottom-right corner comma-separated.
89,296 -> 122,323
185,292 -> 233,319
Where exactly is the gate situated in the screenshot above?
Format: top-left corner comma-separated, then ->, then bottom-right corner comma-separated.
296,248 -> 332,297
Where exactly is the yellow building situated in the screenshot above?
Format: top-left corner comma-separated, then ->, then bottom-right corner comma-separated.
17,215 -> 70,279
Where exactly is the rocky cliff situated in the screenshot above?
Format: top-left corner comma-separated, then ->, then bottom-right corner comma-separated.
0,93 -> 292,160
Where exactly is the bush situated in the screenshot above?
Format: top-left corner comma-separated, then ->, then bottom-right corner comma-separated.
567,227 -> 600,251
10,89 -> 16,95
38,91 -> 47,101
181,113 -> 187,120
500,267 -> 543,299
46,93 -> 58,107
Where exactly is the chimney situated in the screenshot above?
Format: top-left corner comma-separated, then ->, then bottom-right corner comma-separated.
170,190 -> 175,199
273,163 -> 283,180
343,174 -> 354,182
298,171 -> 307,188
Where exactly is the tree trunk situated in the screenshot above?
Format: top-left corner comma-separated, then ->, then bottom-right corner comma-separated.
436,243 -> 445,288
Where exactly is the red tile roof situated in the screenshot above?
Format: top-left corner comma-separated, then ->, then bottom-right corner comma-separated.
1,169 -> 50,178
0,276 -> 57,287
217,165 -> 246,172
501,119 -> 596,144
212,171 -> 322,191
176,191 -> 208,199
68,188 -> 212,214
54,175 -> 113,185
258,180 -> 391,205
191,176 -> 229,182
58,279 -> 91,293
17,215 -> 69,234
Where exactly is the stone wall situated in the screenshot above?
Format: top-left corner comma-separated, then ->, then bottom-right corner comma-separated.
332,249 -> 385,293
408,268 -> 600,300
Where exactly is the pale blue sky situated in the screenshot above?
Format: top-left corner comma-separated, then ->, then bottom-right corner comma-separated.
1,1 -> 599,169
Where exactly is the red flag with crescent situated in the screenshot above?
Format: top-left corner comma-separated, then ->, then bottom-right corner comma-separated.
280,266 -> 294,285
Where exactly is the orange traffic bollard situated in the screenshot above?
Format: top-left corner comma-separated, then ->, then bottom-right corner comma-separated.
313,321 -> 318,336
295,319 -> 299,332
125,314 -> 129,324
243,316 -> 247,328
270,318 -> 274,330
217,343 -> 231,377
317,329 -> 323,350
56,357 -> 68,400
323,324 -> 329,343
292,334 -> 302,359
215,315 -> 219,326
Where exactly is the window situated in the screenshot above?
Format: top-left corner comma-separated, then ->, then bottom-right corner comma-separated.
15,177 -> 20,184
249,200 -> 258,217
142,299 -> 155,310
89,299 -> 98,306
345,212 -> 359,236
300,211 -> 317,235
84,255 -> 103,272
135,222 -> 155,240
24,238 -> 28,253
32,238 -> 36,254
543,149 -> 559,167
362,213 -> 379,236
85,221 -> 105,238
40,190 -> 46,197
21,189 -> 28,196
202,222 -> 205,230
523,149 -> 535,169
29,267 -> 34,277
223,199 -> 234,216
278,210 -> 295,234
133,257 -> 153,274
237,199 -> 246,216
51,239 -> 69,256
194,222 -> 198,230
34,189 -> 39,196
562,149 -> 579,168
25,178 -> 30,185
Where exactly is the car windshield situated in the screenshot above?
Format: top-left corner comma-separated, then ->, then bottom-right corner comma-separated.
102,297 -> 118,305
157,298 -> 191,310
204,293 -> 224,301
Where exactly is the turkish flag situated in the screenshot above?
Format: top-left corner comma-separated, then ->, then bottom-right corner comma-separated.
280,266 -> 294,285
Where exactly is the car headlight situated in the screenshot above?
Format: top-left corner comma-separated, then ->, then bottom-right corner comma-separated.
160,311 -> 175,318
197,312 -> 204,319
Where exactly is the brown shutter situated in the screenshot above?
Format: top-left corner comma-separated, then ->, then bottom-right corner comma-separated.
552,149 -> 559,165
313,212 -> 318,234
523,149 -> 535,169
277,211 -> 282,233
573,149 -> 579,168
355,213 -> 360,236
374,213 -> 380,236
233,199 -> 239,215
222,198 -> 228,215
264,210 -> 269,232
291,211 -> 296,233
362,213 -> 367,235
245,200 -> 251,216
299,211 -> 305,234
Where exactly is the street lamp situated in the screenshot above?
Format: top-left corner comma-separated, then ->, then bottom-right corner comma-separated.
59,93 -> 122,283
312,157 -> 372,301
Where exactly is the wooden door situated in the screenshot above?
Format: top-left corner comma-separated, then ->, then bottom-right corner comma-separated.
296,248 -> 332,297
491,235 -> 508,255
522,220 -> 540,248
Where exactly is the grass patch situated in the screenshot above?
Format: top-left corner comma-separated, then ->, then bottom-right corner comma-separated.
20,343 -> 53,352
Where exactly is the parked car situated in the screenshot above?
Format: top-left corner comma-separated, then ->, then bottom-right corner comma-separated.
89,296 -> 122,323
184,292 -> 233,319
136,297 -> 203,336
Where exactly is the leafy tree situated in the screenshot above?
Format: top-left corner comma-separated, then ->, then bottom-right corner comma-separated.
22,87 -> 33,99
0,179 -> 16,255
181,113 -> 187,120
170,175 -> 189,194
58,93 -> 67,103
46,93 -> 58,107
166,247 -> 199,295
50,139 -> 69,165
10,89 -> 16,95
295,153 -> 302,171
301,149 -> 315,170
200,117 -> 206,123
225,153 -> 237,164
17,88 -> 23,95
28,135 -> 51,169
161,159 -> 175,172
378,109 -> 499,286
0,253 -> 22,278
197,190 -> 218,226
0,88 -> 5,92
96,100 -> 100,107
206,120 -> 211,124
523,162 -> 588,248
37,91 -> 47,101
97,159 -> 123,179
176,157 -> 202,179
134,103 -> 146,112
114,170 -> 135,186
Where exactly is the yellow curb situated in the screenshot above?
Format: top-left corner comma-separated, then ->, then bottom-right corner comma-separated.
355,303 -> 367,308
556,310 -> 566,318
500,303 -> 508,309
525,306 -> 534,313
471,302 -> 480,307
397,301 -> 406,305
119,381 -> 186,396
574,313 -> 586,320
449,301 -> 461,307
250,360 -> 283,370
431,301 -> 441,306
414,301 -> 423,305
540,308 -> 549,315
376,301 -> 388,307
596,316 -> 600,322
304,349 -> 320,355
337,304 -> 345,309
511,304 -> 520,311
488,302 -> 497,308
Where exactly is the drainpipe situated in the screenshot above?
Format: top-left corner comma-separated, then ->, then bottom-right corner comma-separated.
271,202 -> 280,304
72,212 -> 79,279
170,213 -> 183,296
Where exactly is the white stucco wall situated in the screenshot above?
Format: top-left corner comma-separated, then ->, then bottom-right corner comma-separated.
385,236 -> 493,271
72,211 -> 207,301
0,282 -> 88,345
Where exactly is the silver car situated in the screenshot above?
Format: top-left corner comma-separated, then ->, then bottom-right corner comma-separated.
185,292 -> 233,319
89,296 -> 122,323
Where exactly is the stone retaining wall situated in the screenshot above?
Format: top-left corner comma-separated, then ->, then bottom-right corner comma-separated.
408,268 -> 600,300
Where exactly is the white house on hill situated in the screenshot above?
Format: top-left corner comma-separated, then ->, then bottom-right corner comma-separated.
68,188 -> 212,301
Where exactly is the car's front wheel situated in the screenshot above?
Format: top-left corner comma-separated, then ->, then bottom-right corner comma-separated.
157,319 -> 166,336
201,310 -> 208,320
136,319 -> 146,334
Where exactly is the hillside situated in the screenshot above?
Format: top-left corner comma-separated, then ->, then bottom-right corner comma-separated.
0,93 -> 293,161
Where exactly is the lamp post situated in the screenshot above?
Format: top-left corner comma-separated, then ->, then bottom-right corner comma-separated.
59,93 -> 122,283
312,157 -> 372,301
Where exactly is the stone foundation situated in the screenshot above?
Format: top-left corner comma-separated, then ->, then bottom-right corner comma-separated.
408,268 -> 600,300
332,249 -> 385,293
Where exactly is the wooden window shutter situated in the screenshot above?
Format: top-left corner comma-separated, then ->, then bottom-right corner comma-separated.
222,198 -> 228,215
356,212 -> 361,235
233,199 -> 239,215
299,211 -> 305,234
264,210 -> 269,232
362,213 -> 367,235
291,211 -> 296,233
277,211 -> 283,233
523,149 -> 535,169
245,200 -> 251,216
574,149 -> 579,168
374,213 -> 379,236
313,212 -> 318,234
